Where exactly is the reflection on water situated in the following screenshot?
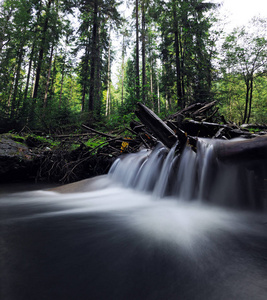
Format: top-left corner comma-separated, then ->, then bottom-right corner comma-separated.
1,177 -> 267,300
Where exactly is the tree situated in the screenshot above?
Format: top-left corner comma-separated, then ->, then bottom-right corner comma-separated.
221,18 -> 267,123
135,0 -> 140,101
77,0 -> 122,120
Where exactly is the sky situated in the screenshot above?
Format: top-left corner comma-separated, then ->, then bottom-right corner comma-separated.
210,0 -> 267,30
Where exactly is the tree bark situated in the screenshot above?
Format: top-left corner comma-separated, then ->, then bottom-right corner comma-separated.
243,77 -> 250,124
10,42 -> 24,119
23,42 -> 35,107
59,59 -> 65,109
247,76 -> 253,123
43,44 -> 54,109
32,0 -> 53,101
135,0 -> 140,101
172,0 -> 183,108
81,43 -> 90,112
121,33 -> 125,105
141,0 -> 146,104
215,135 -> 267,161
135,102 -> 177,148
88,0 -> 99,113
105,26 -> 111,117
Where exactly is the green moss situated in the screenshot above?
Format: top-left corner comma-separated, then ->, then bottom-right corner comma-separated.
26,134 -> 60,149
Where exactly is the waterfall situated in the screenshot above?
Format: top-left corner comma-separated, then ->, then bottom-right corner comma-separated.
1,138 -> 267,300
109,139 -> 266,210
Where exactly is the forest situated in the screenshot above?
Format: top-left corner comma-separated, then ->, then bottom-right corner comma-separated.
0,0 -> 266,135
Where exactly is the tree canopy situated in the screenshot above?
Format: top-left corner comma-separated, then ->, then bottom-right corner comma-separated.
0,0 -> 266,133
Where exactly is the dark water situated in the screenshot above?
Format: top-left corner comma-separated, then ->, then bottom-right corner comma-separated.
1,141 -> 267,300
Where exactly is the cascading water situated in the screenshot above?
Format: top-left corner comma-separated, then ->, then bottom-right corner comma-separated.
110,139 -> 266,210
1,138 -> 267,300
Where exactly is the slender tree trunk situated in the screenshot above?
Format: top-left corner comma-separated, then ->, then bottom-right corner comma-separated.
59,61 -> 65,109
81,85 -> 86,112
10,45 -> 24,119
141,0 -> 146,104
106,27 -> 111,117
157,68 -> 160,114
32,0 -> 53,101
172,0 -> 183,108
121,34 -> 125,105
49,54 -> 57,98
7,73 -> 15,110
88,0 -> 99,113
30,0 -> 53,125
179,29 -> 185,100
43,44 -> 54,109
23,42 -> 35,107
135,0 -> 140,100
243,78 -> 250,124
24,8 -> 41,108
95,26 -> 101,118
247,77 -> 254,123
150,61 -> 153,99
68,75 -> 73,106
81,43 -> 89,112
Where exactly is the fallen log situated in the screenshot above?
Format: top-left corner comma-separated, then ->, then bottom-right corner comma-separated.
82,124 -> 116,139
215,135 -> 267,161
191,100 -> 217,118
135,102 -> 177,148
135,103 -> 267,162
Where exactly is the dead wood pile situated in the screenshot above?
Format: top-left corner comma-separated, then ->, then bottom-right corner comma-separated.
132,101 -> 267,161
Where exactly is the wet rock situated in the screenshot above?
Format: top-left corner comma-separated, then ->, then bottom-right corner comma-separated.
0,134 -> 38,182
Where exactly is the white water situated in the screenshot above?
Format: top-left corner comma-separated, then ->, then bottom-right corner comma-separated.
1,140 -> 267,299
110,140 -> 266,210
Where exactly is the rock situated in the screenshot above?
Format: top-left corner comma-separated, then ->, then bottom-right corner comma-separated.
0,134 -> 38,182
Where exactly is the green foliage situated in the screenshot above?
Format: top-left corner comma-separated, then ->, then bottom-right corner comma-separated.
0,0 -> 266,137
84,137 -> 106,149
218,17 -> 267,124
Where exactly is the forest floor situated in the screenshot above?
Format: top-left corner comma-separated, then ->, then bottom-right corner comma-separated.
1,102 -> 266,185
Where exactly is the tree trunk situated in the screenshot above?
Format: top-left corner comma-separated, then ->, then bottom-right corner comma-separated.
150,59 -> 153,109
95,26 -> 101,119
32,0 -> 53,101
88,0 -> 99,113
141,0 -> 146,104
242,78 -> 250,124
10,43 -> 24,119
23,7 -> 41,108
247,76 -> 253,123
121,33 -> 125,105
59,60 -> 65,109
135,102 -> 177,148
43,44 -> 54,109
81,43 -> 89,112
157,68 -> 160,114
215,135 -> 267,161
23,42 -> 35,108
106,26 -> 111,117
172,0 -> 183,108
135,0 -> 140,101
